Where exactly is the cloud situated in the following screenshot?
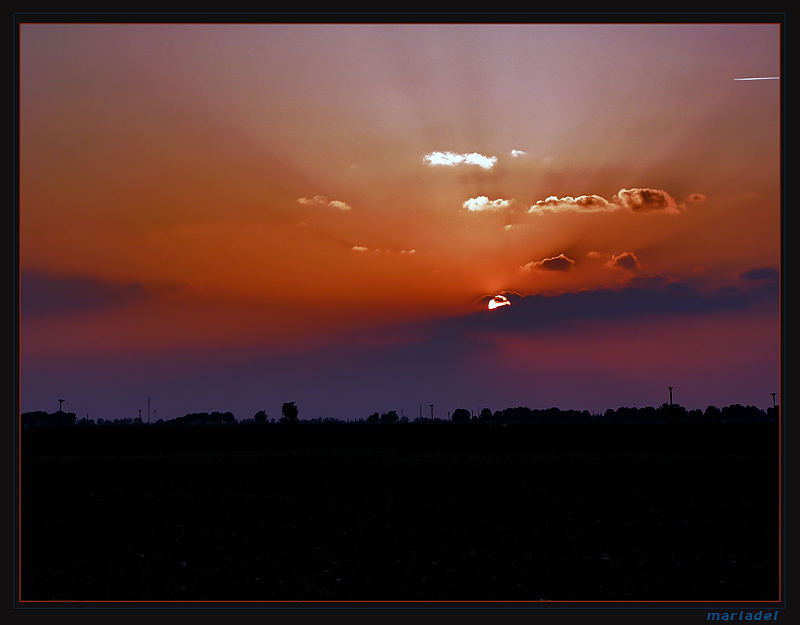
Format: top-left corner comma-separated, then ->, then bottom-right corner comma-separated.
296,195 -> 327,205
625,274 -> 695,293
586,251 -> 603,258
297,195 -> 351,211
529,194 -> 617,215
20,270 -> 183,317
444,279 -> 776,337
423,151 -> 498,169
606,252 -> 641,271
351,246 -> 417,255
522,253 -> 576,272
327,199 -> 352,211
528,187 -> 683,216
462,196 -> 512,212
687,193 -> 707,203
740,266 -> 779,284
510,149 -> 528,158
616,188 -> 681,213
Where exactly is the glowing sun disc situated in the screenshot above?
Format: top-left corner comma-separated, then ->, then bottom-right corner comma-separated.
488,295 -> 511,310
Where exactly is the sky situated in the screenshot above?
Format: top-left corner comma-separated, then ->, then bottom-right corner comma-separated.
19,22 -> 781,421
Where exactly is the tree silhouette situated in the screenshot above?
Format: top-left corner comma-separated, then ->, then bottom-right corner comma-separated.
254,410 -> 268,424
451,408 -> 471,424
479,408 -> 493,422
280,402 -> 299,424
366,412 -> 380,424
380,410 -> 399,425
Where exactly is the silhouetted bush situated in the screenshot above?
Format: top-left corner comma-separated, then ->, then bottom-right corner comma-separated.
167,412 -> 236,426
21,411 -> 76,428
280,402 -> 299,425
451,408 -> 471,424
380,410 -> 399,425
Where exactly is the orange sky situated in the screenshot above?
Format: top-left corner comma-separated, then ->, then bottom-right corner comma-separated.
19,23 -> 781,418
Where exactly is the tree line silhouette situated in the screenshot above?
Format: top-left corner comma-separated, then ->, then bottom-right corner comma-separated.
21,400 -> 778,428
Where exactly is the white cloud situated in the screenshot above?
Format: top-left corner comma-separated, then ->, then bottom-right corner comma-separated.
463,196 -> 512,212
351,245 -> 369,252
528,188 -> 683,216
297,195 -> 352,211
510,149 -> 528,158
327,199 -> 352,211
423,151 -> 498,169
529,194 -> 617,215
297,195 -> 328,205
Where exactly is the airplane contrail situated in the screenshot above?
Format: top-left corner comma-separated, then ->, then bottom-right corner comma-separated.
734,77 -> 780,81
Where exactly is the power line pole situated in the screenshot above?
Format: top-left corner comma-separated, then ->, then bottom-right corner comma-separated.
147,396 -> 151,424
430,404 -> 434,420
771,392 -> 777,409
57,398 -> 64,413
668,386 -> 674,406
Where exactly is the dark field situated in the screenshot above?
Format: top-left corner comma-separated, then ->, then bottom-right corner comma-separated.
20,424 -> 779,601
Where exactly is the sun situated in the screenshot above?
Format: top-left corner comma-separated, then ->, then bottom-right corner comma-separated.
488,294 -> 511,310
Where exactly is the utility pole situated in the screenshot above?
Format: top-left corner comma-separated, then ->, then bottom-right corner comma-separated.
147,396 -> 151,423
668,386 -> 674,406
430,404 -> 434,420
57,398 -> 64,413
138,409 -> 142,421
771,392 -> 777,409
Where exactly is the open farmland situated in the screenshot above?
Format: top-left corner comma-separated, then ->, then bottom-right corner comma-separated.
20,424 -> 778,601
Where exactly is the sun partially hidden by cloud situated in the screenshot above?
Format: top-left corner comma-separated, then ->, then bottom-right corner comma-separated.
423,151 -> 498,169
687,193 -> 707,203
463,196 -> 512,212
488,294 -> 511,310
522,253 -> 576,272
606,251 -> 641,271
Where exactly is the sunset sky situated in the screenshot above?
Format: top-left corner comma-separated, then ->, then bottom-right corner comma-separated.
19,22 -> 781,421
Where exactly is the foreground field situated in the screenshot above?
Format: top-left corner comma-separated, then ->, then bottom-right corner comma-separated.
20,424 -> 778,601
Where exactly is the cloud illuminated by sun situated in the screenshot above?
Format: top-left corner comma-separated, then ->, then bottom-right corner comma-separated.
463,196 -> 512,212
297,195 -> 352,211
488,294 -> 511,310
423,151 -> 498,169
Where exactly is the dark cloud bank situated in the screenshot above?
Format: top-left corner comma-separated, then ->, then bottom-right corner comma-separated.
20,271 -> 183,317
22,270 -> 778,420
